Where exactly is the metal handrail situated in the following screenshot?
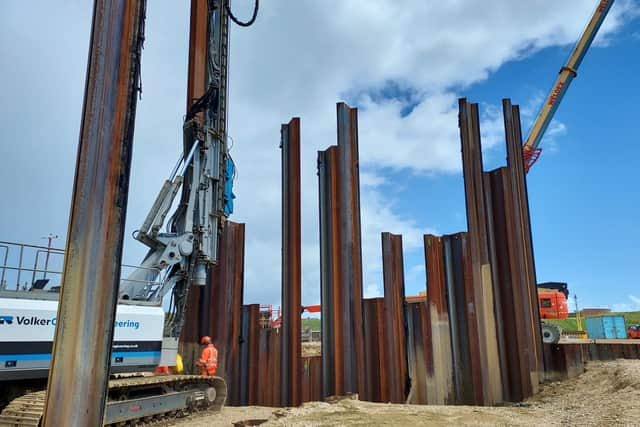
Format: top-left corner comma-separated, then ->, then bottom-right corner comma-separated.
0,240 -> 163,293
0,240 -> 65,252
0,245 -> 8,288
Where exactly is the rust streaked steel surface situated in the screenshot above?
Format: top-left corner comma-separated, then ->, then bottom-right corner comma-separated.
485,168 -> 532,402
405,301 -> 430,404
318,102 -> 365,398
281,118 -> 302,406
424,235 -> 454,404
256,327 -> 282,407
239,304 -> 260,405
318,146 -> 341,397
179,221 -> 245,393
459,99 -> 502,405
336,102 -> 366,396
42,1 -> 147,425
302,356 -> 322,403
209,221 -> 245,404
381,232 -> 408,403
186,0 -> 207,113
459,233 -> 485,405
362,298 -> 386,402
442,233 -> 477,404
503,99 -> 543,390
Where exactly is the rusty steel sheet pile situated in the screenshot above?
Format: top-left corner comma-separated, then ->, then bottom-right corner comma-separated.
189,98 -> 550,409
41,0 -> 148,424
362,297 -> 387,402
381,233 -> 409,403
459,99 -> 503,405
238,304 -> 260,405
317,102 -> 366,398
402,98 -> 546,406
281,117 -> 302,407
179,221 -> 245,400
404,300 -> 431,404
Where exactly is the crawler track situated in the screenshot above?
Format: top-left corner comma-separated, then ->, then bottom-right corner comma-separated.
0,375 -> 226,426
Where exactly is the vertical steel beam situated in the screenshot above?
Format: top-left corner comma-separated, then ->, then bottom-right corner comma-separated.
459,99 -> 503,405
186,0 -> 208,113
239,304 -> 260,405
503,100 -> 543,391
404,301 -> 430,404
424,235 -> 454,404
178,0 -> 209,371
281,118 -> 302,407
485,168 -> 532,402
482,174 -> 512,399
336,102 -> 366,396
362,298 -> 386,402
302,356 -> 322,403
42,1 -> 146,425
318,146 -> 341,397
443,233 -> 475,404
381,232 -> 408,403
318,102 -> 365,398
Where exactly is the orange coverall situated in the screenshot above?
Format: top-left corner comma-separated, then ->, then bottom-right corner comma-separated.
197,343 -> 218,376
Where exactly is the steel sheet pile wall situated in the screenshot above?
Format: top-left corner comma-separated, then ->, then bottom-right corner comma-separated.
318,102 -> 366,398
461,98 -> 542,403
422,235 -> 454,404
238,304 -> 260,405
411,99 -> 544,406
302,356 -> 323,403
236,305 -> 282,407
234,309 -> 284,407
281,118 -> 302,406
226,98 -> 546,407
362,298 -> 386,402
381,233 -> 409,403
459,99 -> 503,405
422,232 -> 487,405
544,342 -> 640,382
357,234 -> 409,404
235,307 -> 321,407
405,301 -> 431,404
482,100 -> 543,400
179,221 -> 245,404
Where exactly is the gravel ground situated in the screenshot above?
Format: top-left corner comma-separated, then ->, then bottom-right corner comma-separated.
168,359 -> 640,427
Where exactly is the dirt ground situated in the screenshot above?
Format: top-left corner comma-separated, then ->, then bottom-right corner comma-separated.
167,359 -> 640,426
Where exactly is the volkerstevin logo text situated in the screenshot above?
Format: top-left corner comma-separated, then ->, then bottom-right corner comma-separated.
0,315 -> 55,326
115,320 -> 140,330
0,315 -> 14,325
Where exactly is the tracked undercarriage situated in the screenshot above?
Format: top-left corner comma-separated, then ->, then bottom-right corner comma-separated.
0,375 -> 226,426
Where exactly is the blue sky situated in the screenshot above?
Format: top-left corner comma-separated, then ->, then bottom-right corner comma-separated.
373,19 -> 640,311
0,1 -> 638,312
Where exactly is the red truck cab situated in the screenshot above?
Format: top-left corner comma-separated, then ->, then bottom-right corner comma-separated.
538,290 -> 569,319
628,324 -> 640,339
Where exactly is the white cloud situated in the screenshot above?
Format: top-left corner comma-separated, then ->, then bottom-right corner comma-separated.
612,295 -> 640,312
0,0 -> 636,308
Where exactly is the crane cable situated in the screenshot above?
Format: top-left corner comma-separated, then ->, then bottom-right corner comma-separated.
225,0 -> 259,27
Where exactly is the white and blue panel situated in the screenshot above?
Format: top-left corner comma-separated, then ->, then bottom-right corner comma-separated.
0,298 -> 165,380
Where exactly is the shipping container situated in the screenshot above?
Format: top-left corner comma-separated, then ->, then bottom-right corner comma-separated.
585,315 -> 627,339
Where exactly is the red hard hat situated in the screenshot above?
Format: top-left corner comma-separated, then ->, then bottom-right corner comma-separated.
200,336 -> 212,345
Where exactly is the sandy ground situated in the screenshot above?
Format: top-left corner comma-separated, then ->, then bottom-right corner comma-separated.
167,359 -> 640,427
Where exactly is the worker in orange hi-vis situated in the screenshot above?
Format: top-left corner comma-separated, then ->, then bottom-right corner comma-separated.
196,336 -> 218,376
